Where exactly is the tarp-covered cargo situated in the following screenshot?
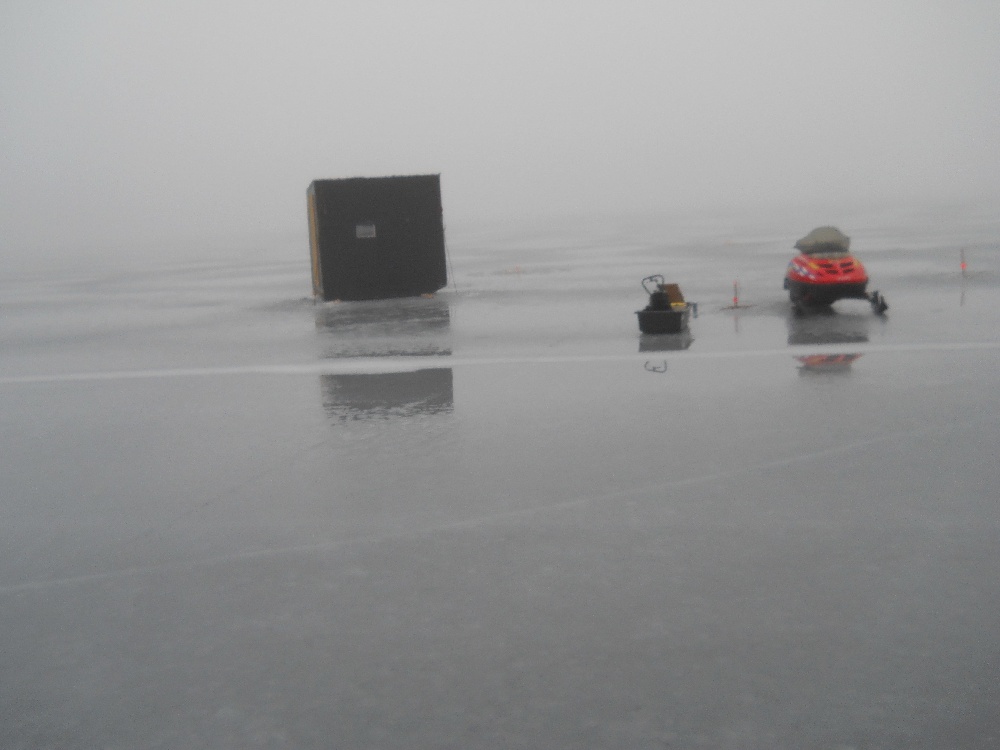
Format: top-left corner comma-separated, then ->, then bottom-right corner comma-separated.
794,226 -> 851,254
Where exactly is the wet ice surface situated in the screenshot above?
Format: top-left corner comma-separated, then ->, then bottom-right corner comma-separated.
2,215 -> 1000,749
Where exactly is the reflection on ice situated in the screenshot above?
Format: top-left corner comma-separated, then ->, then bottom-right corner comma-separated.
314,296 -> 451,333
638,331 -> 694,352
321,368 -> 454,421
788,307 -> 868,375
314,296 -> 452,360
786,307 -> 870,346
795,352 -> 864,375
313,296 -> 455,418
320,345 -> 451,359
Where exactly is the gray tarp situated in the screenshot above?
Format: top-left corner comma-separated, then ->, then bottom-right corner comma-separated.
794,226 -> 851,252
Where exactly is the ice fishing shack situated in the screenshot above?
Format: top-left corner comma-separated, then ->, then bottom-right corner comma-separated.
307,174 -> 448,301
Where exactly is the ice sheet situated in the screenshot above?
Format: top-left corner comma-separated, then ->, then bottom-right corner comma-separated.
2,216 -> 999,748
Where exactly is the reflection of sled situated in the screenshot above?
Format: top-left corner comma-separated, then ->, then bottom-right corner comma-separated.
639,330 -> 694,352
636,275 -> 696,334
795,353 -> 863,374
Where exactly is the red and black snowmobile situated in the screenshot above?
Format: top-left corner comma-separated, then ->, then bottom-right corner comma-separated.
784,226 -> 887,314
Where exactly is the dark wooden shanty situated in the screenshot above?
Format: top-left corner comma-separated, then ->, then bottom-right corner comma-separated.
307,174 -> 447,301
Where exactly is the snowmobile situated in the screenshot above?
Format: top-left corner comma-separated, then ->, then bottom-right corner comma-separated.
784,226 -> 887,314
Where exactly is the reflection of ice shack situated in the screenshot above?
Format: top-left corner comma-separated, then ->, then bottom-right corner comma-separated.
316,296 -> 453,420
307,175 -> 448,301
321,369 -> 453,421
314,295 -> 451,355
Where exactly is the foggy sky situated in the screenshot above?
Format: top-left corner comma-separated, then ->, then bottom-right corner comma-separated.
2,0 -> 999,272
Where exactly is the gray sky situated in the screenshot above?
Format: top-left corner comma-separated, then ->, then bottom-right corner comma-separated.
2,0 -> 999,270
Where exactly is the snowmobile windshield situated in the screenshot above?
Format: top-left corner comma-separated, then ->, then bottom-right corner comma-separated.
800,244 -> 851,259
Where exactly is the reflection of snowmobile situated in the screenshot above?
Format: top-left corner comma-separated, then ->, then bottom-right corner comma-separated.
783,227 -> 887,314
636,275 -> 695,334
786,305 -> 869,347
796,353 -> 864,374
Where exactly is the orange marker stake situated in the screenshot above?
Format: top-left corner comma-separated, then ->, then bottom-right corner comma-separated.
960,249 -> 967,277
733,280 -> 740,307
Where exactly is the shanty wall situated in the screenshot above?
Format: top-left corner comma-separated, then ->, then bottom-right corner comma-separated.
307,175 -> 447,301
